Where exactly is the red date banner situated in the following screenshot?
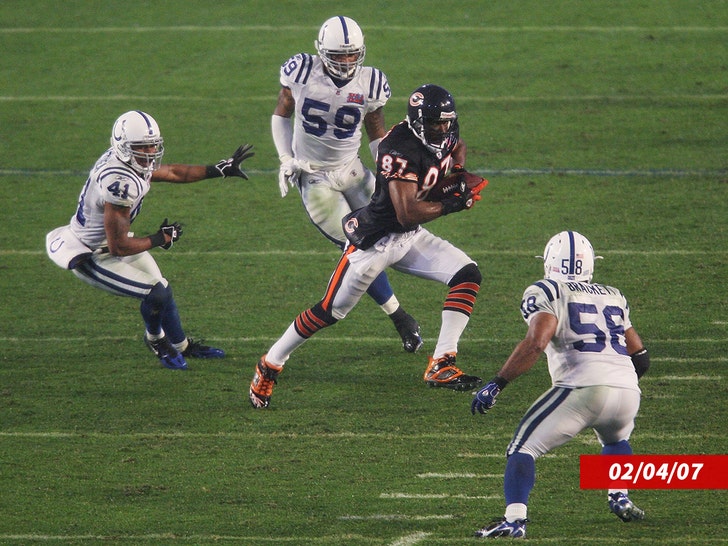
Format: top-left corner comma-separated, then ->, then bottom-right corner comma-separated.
580,455 -> 728,489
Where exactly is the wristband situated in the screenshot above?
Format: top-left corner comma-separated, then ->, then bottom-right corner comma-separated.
205,165 -> 223,179
630,348 -> 650,378
452,163 -> 465,173
490,375 -> 509,390
149,231 -> 166,248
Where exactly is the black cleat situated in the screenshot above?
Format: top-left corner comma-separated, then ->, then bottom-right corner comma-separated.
182,338 -> 225,358
423,353 -> 481,390
391,307 -> 423,353
144,335 -> 188,370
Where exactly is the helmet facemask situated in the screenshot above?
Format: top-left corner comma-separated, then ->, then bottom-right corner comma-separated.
315,16 -> 366,80
406,85 -> 459,158
128,141 -> 164,174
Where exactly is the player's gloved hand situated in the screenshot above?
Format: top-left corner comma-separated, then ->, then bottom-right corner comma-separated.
213,144 -> 255,179
441,179 -> 478,215
158,218 -> 183,250
278,155 -> 311,197
441,175 -> 489,215
471,378 -> 506,415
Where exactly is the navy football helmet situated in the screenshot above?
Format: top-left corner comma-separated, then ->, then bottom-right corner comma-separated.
406,84 -> 459,157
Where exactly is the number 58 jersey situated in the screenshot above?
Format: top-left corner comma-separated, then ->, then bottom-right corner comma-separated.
280,53 -> 390,169
521,279 -> 640,391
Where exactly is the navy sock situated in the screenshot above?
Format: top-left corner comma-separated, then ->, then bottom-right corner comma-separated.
504,452 -> 536,505
160,285 -> 185,345
602,439 -> 632,455
366,271 -> 394,306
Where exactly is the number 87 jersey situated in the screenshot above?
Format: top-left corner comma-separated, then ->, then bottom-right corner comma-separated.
280,53 -> 390,169
520,278 -> 640,391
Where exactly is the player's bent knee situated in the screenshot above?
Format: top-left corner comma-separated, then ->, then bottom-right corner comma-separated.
448,262 -> 482,288
311,302 -> 339,326
144,282 -> 172,311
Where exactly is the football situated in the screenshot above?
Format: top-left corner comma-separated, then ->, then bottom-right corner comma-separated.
420,171 -> 488,202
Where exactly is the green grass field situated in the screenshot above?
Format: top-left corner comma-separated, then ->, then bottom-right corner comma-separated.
1,1 -> 726,544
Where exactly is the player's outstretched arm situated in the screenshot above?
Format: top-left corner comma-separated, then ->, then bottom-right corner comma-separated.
151,144 -> 255,182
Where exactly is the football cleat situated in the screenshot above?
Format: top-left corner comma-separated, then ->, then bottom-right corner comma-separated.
609,492 -> 645,522
390,308 -> 423,353
144,335 -> 188,370
474,517 -> 528,539
182,338 -> 225,359
424,353 -> 482,390
249,355 -> 283,409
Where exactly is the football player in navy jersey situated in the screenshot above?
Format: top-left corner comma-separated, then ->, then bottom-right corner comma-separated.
250,84 -> 488,408
471,231 -> 649,539
46,110 -> 253,370
271,15 -> 421,354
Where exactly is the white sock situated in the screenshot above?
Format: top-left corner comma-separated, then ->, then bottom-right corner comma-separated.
432,310 -> 469,357
504,503 -> 528,522
379,295 -> 400,315
145,329 -> 165,342
267,322 -> 308,365
173,339 -> 189,353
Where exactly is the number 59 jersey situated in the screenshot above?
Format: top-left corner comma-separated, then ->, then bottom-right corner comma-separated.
69,148 -> 150,249
521,279 -> 640,391
280,53 -> 390,169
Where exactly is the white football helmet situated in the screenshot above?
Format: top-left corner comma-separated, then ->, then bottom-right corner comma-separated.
541,230 -> 599,283
315,16 -> 366,80
110,110 -> 164,175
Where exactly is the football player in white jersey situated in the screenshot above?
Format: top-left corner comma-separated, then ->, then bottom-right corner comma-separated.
471,231 -> 650,538
271,15 -> 422,354
46,110 -> 254,370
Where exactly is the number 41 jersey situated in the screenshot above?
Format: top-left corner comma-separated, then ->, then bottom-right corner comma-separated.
280,53 -> 390,169
521,279 -> 640,391
69,148 -> 150,250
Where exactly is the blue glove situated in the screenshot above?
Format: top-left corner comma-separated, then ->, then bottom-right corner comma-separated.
471,377 -> 508,415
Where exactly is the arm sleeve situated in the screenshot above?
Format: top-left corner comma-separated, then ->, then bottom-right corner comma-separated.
368,137 -> 382,163
271,114 -> 294,161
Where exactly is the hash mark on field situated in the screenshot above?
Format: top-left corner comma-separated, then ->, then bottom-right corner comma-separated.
2,336 -> 728,348
5,248 -> 728,257
1,431 -> 722,442
388,532 -> 431,545
417,472 -> 502,479
653,375 -> 722,381
339,514 -> 454,521
458,452 -> 567,459
2,94 -> 728,104
2,25 -> 727,33
381,493 -> 499,500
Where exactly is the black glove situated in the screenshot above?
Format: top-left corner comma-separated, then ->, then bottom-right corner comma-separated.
441,179 -> 474,215
157,218 -> 183,250
210,144 -> 255,179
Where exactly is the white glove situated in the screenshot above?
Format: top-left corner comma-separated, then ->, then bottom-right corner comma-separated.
278,155 -> 300,197
278,156 -> 312,198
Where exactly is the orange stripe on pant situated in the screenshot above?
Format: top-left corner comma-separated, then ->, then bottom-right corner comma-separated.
321,245 -> 357,311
